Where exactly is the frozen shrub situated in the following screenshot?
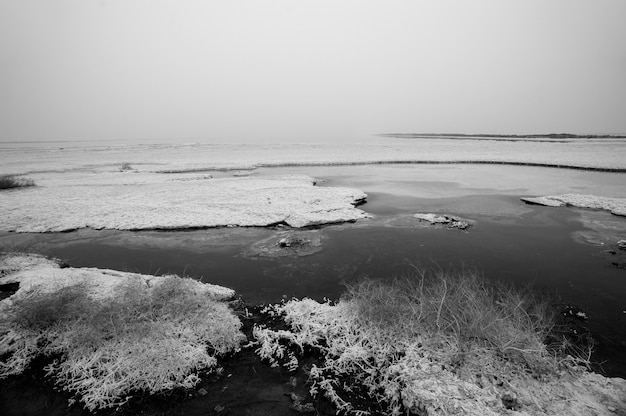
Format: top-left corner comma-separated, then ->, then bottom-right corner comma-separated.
253,269 -> 585,415
0,275 -> 245,410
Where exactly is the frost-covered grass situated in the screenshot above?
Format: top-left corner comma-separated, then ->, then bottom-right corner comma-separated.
254,269 -> 592,415
0,174 -> 34,190
0,268 -> 245,411
346,271 -> 555,361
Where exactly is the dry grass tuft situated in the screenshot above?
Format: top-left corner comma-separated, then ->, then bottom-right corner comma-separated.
347,269 -> 555,363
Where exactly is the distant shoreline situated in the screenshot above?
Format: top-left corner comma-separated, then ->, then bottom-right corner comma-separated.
380,133 -> 626,140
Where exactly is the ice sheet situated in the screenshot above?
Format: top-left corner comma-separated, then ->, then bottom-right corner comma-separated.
0,175 -> 369,232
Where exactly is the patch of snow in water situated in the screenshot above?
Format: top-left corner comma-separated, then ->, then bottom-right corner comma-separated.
521,194 -> 626,216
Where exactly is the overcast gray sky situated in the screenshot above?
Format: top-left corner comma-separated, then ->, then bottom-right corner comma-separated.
1,0 -> 625,143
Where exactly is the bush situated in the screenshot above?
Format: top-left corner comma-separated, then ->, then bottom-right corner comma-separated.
119,162 -> 133,171
0,175 -> 34,190
254,269 -> 582,415
0,276 -> 245,410
346,270 -> 554,360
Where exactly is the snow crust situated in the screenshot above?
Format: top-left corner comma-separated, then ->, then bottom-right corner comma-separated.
0,253 -> 235,301
0,175 -> 369,232
2,137 -> 626,175
521,194 -> 626,216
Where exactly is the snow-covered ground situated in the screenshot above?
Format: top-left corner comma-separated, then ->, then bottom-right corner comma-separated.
2,136 -> 626,176
0,253 -> 236,302
1,174 -> 368,232
1,137 -> 625,232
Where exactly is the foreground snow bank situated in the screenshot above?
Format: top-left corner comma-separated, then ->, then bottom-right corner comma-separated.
521,194 -> 626,216
0,253 -> 235,301
0,253 -> 245,410
0,174 -> 369,232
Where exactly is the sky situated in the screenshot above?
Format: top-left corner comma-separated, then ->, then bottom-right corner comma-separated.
1,0 -> 626,143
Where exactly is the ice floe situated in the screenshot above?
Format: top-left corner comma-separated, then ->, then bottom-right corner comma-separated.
521,194 -> 626,217
0,175 -> 369,232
